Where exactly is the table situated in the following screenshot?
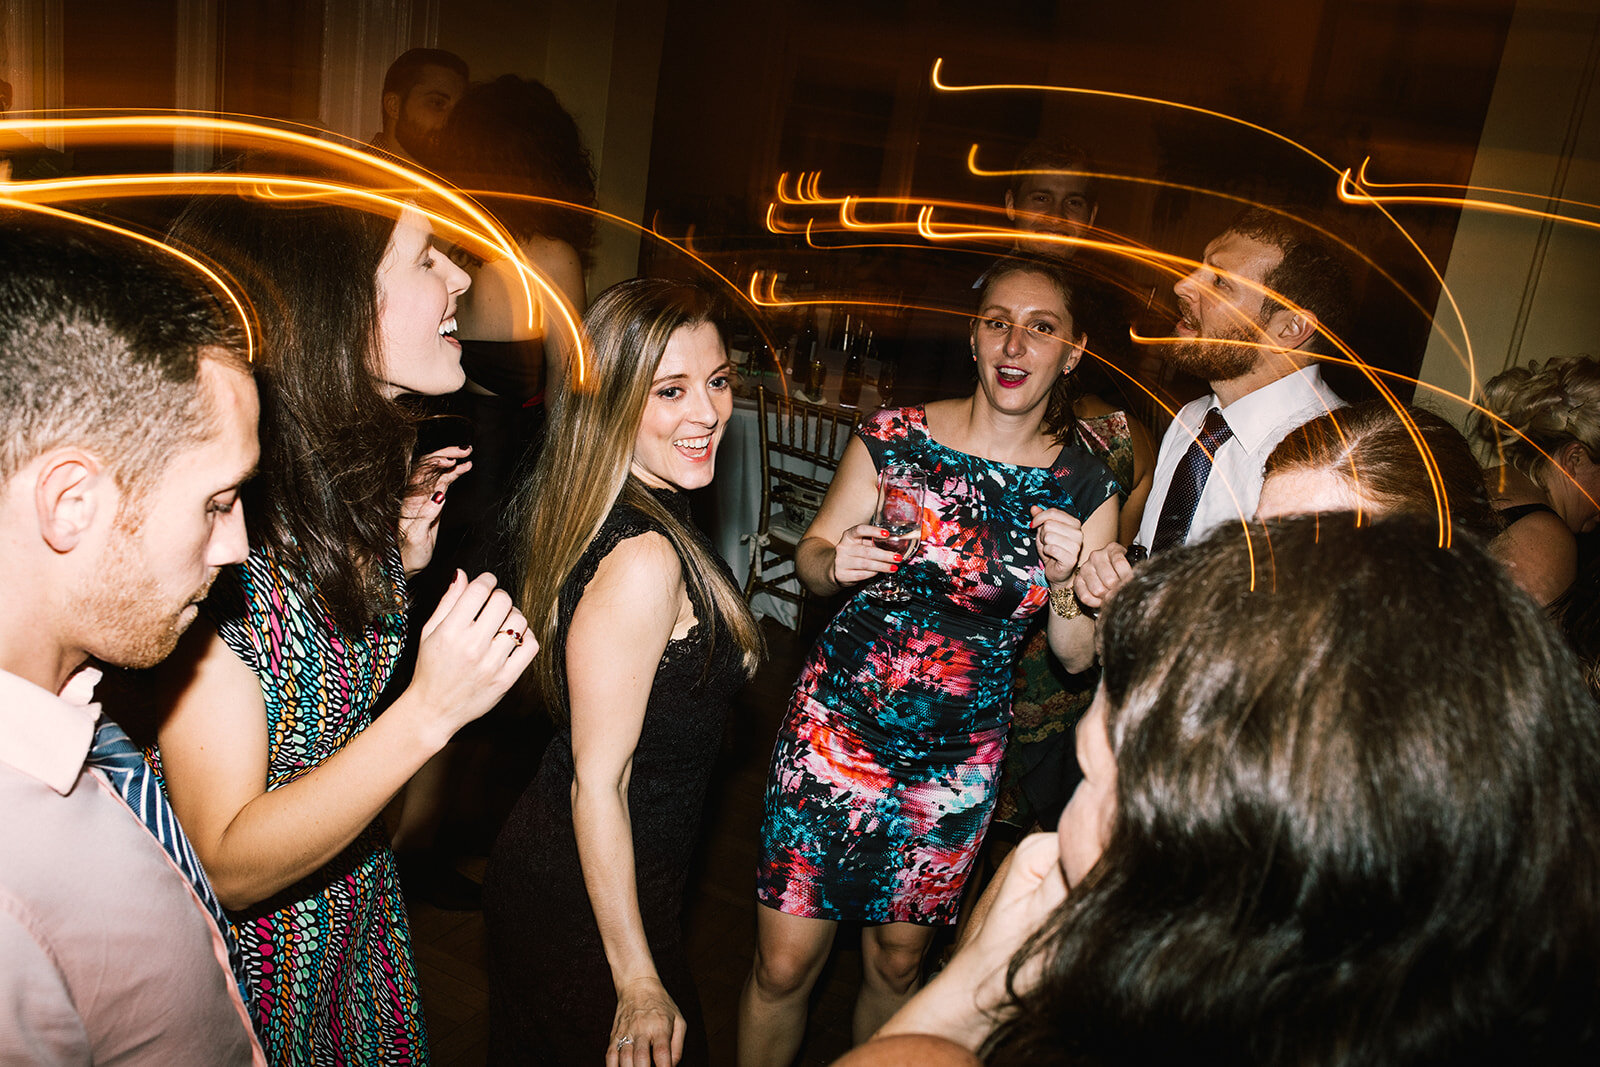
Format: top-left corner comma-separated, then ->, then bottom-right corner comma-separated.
712,352 -> 881,628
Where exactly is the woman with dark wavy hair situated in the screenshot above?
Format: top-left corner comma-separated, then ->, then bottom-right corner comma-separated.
843,514 -> 1600,1066
151,193 -> 538,1063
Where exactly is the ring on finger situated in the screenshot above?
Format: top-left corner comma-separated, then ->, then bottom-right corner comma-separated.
616,1035 -> 634,1049
498,627 -> 526,647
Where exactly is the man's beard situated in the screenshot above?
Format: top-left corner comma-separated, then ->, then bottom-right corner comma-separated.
78,533 -> 218,670
394,114 -> 439,162
1166,318 -> 1260,382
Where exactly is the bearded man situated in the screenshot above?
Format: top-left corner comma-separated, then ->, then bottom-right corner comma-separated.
1072,208 -> 1351,608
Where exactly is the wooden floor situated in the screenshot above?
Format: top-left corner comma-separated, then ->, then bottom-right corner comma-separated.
409,619 -> 876,1066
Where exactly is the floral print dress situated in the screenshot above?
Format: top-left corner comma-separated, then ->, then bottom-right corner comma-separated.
756,406 -> 1118,923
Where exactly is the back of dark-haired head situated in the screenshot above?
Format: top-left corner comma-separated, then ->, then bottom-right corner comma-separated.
1009,139 -> 1098,207
1224,206 -> 1352,358
168,193 -> 410,633
0,212 -> 245,500
437,75 -> 598,259
1264,400 -> 1502,541
985,515 -> 1600,1065
977,255 -> 1115,445
382,47 -> 468,100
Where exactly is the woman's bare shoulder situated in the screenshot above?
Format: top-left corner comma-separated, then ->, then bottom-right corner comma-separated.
832,1034 -> 984,1067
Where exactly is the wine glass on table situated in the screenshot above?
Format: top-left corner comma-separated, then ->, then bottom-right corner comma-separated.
870,465 -> 926,602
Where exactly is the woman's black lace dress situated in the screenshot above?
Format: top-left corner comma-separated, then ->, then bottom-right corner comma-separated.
483,488 -> 744,1064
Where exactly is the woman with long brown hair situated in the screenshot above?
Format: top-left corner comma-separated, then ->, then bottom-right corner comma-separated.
845,515 -> 1600,1064
152,193 -> 537,1063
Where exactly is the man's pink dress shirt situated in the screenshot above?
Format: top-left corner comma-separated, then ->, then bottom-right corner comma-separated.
0,667 -> 263,1065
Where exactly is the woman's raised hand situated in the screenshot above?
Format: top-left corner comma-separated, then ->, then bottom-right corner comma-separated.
608,976 -> 686,1067
830,524 -> 903,588
1030,505 -> 1087,585
399,445 -> 473,577
410,570 -> 537,741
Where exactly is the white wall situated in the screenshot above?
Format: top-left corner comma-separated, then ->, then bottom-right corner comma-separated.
1417,0 -> 1600,425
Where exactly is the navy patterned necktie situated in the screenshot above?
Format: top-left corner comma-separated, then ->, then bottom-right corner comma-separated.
1150,408 -> 1234,553
86,717 -> 244,978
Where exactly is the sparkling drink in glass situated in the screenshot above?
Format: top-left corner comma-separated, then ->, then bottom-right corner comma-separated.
870,465 -> 926,602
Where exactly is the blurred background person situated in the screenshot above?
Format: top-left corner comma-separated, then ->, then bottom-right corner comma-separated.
437,73 -> 595,413
484,279 -> 763,1066
740,259 -> 1119,1065
152,192 -> 536,1064
1471,355 -> 1600,607
369,47 -> 468,166
845,515 -> 1600,1065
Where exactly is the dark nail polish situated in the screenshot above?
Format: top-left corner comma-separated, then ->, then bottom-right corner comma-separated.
431,490 -> 445,503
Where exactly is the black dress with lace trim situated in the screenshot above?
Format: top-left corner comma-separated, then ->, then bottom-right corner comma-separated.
483,487 -> 744,1065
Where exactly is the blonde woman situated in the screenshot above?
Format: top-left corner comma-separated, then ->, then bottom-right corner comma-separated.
1471,356 -> 1600,605
484,279 -> 764,1066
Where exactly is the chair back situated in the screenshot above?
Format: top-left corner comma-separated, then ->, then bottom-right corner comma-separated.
755,386 -> 860,543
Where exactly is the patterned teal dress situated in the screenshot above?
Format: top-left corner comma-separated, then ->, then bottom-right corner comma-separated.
201,543 -> 427,1066
757,406 -> 1118,923
995,410 -> 1140,831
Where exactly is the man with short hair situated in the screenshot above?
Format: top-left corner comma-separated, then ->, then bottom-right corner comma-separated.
370,47 -> 468,165
899,138 -> 1106,404
1003,139 -> 1100,261
1075,208 -> 1348,605
0,216 -> 264,1064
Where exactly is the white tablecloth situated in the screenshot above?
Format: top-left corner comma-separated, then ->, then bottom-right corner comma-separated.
712,357 -> 881,628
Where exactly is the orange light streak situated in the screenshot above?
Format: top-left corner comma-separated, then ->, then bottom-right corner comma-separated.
0,113 -> 592,381
0,198 -> 256,362
1339,168 -> 1600,233
928,59 -> 1480,391
1354,157 -> 1600,217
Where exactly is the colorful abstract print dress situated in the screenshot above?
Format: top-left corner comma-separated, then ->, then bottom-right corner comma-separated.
757,406 -> 1118,923
205,543 -> 427,1066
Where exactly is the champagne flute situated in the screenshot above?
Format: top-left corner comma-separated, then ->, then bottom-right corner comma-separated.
870,465 -> 926,602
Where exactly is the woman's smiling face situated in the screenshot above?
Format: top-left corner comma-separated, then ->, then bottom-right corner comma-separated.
630,321 -> 734,491
372,207 -> 472,398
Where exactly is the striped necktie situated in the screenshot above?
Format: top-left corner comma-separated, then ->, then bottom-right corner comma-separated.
1150,408 -> 1234,553
86,717 -> 244,979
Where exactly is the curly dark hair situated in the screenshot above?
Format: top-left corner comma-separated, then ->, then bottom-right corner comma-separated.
983,515 -> 1600,1065
437,75 -> 598,262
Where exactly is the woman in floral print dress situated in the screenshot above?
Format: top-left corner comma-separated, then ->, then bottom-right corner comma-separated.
739,258 -> 1120,1064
